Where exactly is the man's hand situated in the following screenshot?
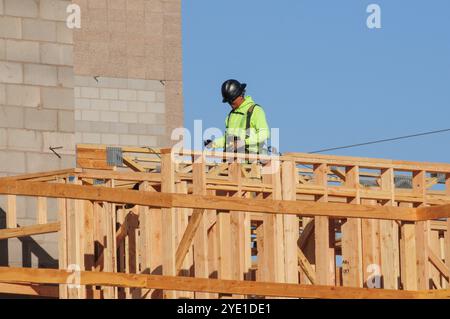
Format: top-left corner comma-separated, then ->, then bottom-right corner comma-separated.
204,139 -> 213,149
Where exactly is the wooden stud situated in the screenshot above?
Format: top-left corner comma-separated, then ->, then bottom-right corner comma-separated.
6,195 -> 17,229
379,168 -> 399,289
413,171 -> 430,290
161,151 -> 176,299
281,160 -> 299,284
37,197 -> 47,225
341,166 -> 363,288
314,163 -> 334,286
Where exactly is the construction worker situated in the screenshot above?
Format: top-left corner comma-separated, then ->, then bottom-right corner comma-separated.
204,79 -> 270,157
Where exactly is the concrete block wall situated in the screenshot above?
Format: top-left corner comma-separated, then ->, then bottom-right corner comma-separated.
0,0 -> 75,268
74,75 -> 166,146
1,0 -> 184,270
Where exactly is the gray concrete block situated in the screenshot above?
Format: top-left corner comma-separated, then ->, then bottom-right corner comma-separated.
0,39 -> 6,60
127,78 -> 148,90
147,125 -> 166,136
138,135 -> 157,147
0,0 -> 3,15
137,90 -> 156,102
100,111 -> 119,122
40,42 -> 73,65
42,132 -> 75,154
138,113 -> 156,125
119,134 -> 138,146
6,84 -> 40,107
24,108 -> 58,131
80,87 -> 99,99
101,133 -> 119,145
56,21 -> 73,44
119,112 -> 138,123
23,18 -> 56,42
74,98 -> 90,110
110,100 -> 127,111
128,101 -> 146,113
119,89 -> 137,101
40,0 -> 71,22
7,128 -> 43,152
60,154 -> 75,169
90,99 -> 109,111
128,123 -> 147,135
0,106 -> 24,128
41,87 -> 74,110
156,91 -> 165,103
0,128 -> 7,149
6,39 -> 40,63
57,66 -> 74,88
147,102 -> 165,114
74,75 -> 97,87
0,61 -> 23,84
81,110 -> 100,122
0,83 -> 5,105
24,64 -> 57,86
145,80 -> 165,92
98,77 -> 127,89
0,16 -> 22,39
90,121 -> 110,133
26,152 -> 60,173
5,0 -> 39,18
74,120 -> 91,132
109,122 -> 128,134
58,110 -> 74,132
100,88 -> 118,100
82,132 -> 101,144
0,150 -> 26,173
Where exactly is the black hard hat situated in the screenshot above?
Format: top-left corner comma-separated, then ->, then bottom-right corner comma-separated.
221,79 -> 247,103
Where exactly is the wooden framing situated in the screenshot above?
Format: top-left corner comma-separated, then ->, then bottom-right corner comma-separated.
0,144 -> 449,299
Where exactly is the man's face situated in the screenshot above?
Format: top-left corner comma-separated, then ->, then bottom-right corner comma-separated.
229,96 -> 244,109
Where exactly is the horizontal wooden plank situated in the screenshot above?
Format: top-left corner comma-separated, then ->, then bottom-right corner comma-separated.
0,282 -> 58,298
0,180 -> 420,221
0,267 -> 448,299
76,159 -> 112,170
416,204 -> 450,221
0,169 -> 75,182
0,222 -> 60,240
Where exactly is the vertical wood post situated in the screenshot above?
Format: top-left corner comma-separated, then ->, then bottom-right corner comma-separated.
161,149 -> 176,299
6,195 -> 16,229
341,166 -> 363,287
314,163 -> 335,285
413,170 -> 430,290
379,168 -> 399,289
281,160 -> 299,284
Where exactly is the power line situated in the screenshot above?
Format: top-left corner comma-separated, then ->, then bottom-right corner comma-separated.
309,128 -> 450,154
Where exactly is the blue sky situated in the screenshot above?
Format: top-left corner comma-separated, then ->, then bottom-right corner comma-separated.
182,0 -> 450,163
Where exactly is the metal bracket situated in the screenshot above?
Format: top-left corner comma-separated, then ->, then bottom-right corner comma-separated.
106,147 -> 123,167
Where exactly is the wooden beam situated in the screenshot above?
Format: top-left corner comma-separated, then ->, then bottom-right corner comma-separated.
0,282 -> 58,298
0,180 -> 422,221
0,267 -> 448,299
428,246 -> 450,280
0,222 -> 60,240
297,246 -> 316,284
